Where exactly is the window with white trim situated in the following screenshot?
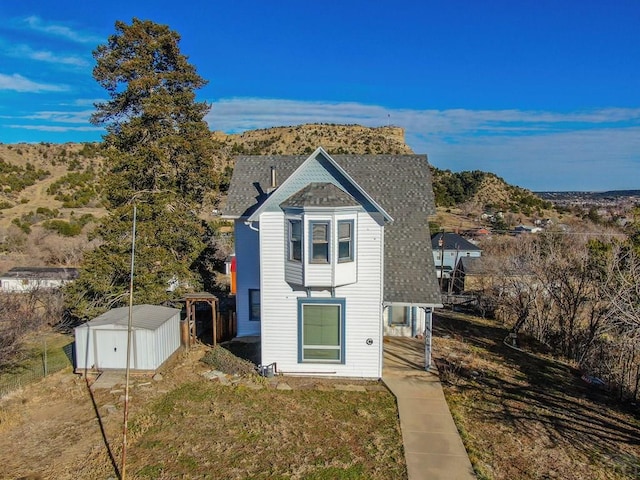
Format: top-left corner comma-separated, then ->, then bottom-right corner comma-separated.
337,220 -> 354,262
310,221 -> 330,263
289,219 -> 302,262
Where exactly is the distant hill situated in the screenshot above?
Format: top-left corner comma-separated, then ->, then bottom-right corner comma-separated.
536,190 -> 640,200
0,123 -> 573,270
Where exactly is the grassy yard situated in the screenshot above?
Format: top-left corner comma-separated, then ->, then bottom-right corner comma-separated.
127,380 -> 405,479
432,310 -> 640,480
0,344 -> 407,480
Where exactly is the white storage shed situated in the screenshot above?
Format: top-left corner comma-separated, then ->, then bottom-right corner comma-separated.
75,304 -> 182,372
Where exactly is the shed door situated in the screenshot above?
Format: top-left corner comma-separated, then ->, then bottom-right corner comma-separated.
95,330 -> 131,369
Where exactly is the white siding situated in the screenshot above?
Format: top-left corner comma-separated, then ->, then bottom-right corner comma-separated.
0,278 -> 69,293
433,249 -> 481,269
260,211 -> 383,378
234,220 -> 261,337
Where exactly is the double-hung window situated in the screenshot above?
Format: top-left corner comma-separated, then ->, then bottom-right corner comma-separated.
337,220 -> 354,262
299,299 -> 345,363
310,221 -> 330,263
289,219 -> 302,262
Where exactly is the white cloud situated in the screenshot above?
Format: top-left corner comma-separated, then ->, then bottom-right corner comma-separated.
0,73 -> 68,92
22,16 -> 102,44
8,124 -> 102,133
6,43 -> 88,67
206,97 -> 640,191
22,110 -> 95,124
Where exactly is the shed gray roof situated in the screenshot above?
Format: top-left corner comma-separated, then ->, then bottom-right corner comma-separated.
223,151 -> 441,306
83,305 -> 181,330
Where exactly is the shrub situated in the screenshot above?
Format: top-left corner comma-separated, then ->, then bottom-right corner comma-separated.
42,219 -> 83,236
201,346 -> 258,376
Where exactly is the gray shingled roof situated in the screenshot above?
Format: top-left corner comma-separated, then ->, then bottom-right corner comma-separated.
280,182 -> 360,208
431,232 -> 482,252
223,152 -> 441,305
0,266 -> 79,280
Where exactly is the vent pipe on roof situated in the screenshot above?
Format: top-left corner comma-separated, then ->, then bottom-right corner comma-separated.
270,166 -> 277,189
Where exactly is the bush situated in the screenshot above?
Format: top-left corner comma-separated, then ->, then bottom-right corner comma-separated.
11,218 -> 31,234
201,345 -> 258,376
42,219 -> 82,237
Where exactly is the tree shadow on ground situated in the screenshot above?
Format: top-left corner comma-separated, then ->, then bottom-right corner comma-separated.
433,310 -> 640,476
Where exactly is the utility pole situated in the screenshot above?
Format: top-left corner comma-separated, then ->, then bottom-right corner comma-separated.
121,204 -> 137,480
438,230 -> 445,292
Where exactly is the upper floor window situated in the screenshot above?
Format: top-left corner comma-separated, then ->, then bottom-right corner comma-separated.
289,219 -> 302,262
310,221 -> 330,263
337,220 -> 353,262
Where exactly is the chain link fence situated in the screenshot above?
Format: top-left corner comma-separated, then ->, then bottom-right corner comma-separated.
0,341 -> 74,397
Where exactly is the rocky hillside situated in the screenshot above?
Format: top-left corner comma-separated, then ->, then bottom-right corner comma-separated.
0,123 -> 556,270
212,124 -> 411,157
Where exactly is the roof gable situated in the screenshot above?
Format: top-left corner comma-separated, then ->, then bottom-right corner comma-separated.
245,148 -> 391,222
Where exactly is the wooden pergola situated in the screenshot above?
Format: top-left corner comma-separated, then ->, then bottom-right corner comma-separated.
181,292 -> 219,347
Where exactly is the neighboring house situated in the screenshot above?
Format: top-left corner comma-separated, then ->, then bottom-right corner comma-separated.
75,305 -> 181,372
222,147 -> 442,378
0,267 -> 78,293
431,232 -> 482,271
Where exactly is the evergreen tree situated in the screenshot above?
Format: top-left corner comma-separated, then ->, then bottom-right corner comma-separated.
66,19 -> 216,319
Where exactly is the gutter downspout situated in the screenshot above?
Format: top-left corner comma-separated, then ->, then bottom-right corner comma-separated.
244,220 -> 259,232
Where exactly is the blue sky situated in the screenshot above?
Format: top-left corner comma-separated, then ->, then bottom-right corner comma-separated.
1,1 -> 639,191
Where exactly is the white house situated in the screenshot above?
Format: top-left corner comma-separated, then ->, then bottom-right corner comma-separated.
222,148 -> 442,378
431,232 -> 482,271
74,304 -> 181,372
0,267 -> 78,293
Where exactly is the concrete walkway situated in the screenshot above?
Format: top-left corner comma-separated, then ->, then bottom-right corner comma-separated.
382,336 -> 476,480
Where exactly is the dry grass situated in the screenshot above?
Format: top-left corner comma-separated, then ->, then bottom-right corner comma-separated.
0,344 -> 406,480
432,310 -> 640,480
